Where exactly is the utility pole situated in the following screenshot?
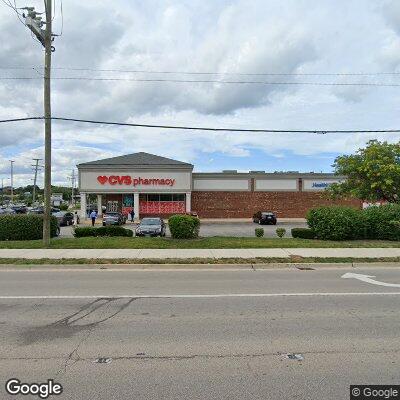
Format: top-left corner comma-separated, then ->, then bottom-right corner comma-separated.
31,158 -> 42,204
9,160 -> 14,204
69,169 -> 76,206
23,2 -> 55,245
42,0 -> 52,246
22,2 -> 55,244
1,178 -> 4,205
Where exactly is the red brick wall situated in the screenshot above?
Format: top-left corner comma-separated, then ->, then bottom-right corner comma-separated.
191,191 -> 361,218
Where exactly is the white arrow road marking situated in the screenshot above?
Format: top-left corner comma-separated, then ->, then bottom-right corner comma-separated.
342,272 -> 400,287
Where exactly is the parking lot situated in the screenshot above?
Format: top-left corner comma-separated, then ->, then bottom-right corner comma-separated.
60,220 -> 308,238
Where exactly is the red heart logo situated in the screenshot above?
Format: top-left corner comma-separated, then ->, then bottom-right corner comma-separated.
97,176 -> 108,185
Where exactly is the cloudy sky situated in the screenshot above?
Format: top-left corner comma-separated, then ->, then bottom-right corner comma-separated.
1,0 -> 400,187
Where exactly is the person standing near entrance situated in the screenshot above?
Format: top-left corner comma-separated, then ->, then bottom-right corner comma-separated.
130,209 -> 135,222
73,211 -> 79,226
90,210 -> 97,227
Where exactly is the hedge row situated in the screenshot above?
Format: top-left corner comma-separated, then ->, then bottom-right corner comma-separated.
306,204 -> 400,241
291,228 -> 316,239
0,214 -> 59,241
74,226 -> 133,238
168,215 -> 200,239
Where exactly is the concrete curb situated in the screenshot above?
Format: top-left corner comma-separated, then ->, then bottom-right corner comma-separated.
0,262 -> 398,271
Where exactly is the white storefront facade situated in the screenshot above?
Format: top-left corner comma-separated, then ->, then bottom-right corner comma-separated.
78,152 -> 193,219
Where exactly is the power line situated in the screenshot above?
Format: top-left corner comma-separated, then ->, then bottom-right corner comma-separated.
2,65 -> 400,76
1,116 -> 400,134
0,117 -> 43,123
2,76 -> 400,87
1,0 -> 26,27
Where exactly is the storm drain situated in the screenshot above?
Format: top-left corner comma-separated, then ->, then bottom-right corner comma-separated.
284,353 -> 304,361
296,266 -> 315,271
93,357 -> 112,364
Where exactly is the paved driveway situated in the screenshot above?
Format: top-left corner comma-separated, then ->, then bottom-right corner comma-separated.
60,221 -> 308,238
199,221 -> 307,237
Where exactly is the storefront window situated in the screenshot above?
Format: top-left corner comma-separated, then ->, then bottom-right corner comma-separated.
122,194 -> 133,207
139,193 -> 186,214
173,194 -> 185,201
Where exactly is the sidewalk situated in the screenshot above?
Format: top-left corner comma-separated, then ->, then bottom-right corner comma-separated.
0,248 -> 398,259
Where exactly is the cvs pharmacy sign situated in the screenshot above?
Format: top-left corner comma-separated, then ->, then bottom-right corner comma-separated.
97,175 -> 176,187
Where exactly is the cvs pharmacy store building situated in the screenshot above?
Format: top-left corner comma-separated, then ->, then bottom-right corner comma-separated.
78,153 -> 193,218
77,152 -> 360,219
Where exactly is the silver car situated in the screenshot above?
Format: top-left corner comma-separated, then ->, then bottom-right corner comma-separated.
102,212 -> 126,226
135,217 -> 166,237
0,208 -> 16,215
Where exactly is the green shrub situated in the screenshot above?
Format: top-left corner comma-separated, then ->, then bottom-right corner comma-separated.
74,226 -> 133,238
276,228 -> 286,238
363,204 -> 400,241
59,203 -> 69,211
73,227 -> 97,237
0,214 -> 58,241
255,228 -> 264,237
168,214 -> 200,239
291,227 -> 316,239
306,206 -> 365,241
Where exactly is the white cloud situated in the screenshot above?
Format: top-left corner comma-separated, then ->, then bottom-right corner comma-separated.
1,0 -> 400,186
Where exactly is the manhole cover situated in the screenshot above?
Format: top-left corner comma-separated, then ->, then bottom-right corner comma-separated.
93,357 -> 112,364
284,353 -> 304,361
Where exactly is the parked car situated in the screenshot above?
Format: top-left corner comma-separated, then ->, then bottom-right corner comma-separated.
10,204 -> 27,214
102,212 -> 126,226
253,211 -> 277,225
135,217 -> 166,237
0,207 -> 16,215
53,211 -> 80,226
29,207 -> 61,214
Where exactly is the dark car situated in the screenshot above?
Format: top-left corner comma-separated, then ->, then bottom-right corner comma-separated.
29,207 -> 60,214
102,212 -> 126,226
10,204 -> 27,214
53,211 -> 80,226
253,211 -> 277,225
135,217 -> 166,237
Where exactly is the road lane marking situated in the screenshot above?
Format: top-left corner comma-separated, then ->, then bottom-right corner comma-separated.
1,292 -> 400,299
342,272 -> 400,287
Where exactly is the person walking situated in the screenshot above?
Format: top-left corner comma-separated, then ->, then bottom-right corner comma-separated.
130,209 -> 135,222
90,209 -> 97,227
73,211 -> 79,227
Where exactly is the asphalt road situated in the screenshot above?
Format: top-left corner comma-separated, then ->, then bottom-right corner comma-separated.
60,221 -> 307,238
1,266 -> 400,399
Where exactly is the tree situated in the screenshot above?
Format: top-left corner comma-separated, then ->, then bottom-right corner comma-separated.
328,140 -> 400,203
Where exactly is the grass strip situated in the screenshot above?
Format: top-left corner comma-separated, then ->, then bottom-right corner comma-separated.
0,257 -> 400,265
